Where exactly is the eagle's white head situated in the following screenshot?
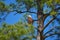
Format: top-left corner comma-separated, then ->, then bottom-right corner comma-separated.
27,15 -> 32,18
27,15 -> 33,24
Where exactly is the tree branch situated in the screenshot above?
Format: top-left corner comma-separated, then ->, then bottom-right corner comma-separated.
9,10 -> 37,15
55,7 -> 60,11
42,17 -> 55,32
44,32 -> 60,39
0,13 -> 10,21
43,14 -> 50,22
3,13 -> 9,19
44,27 -> 54,36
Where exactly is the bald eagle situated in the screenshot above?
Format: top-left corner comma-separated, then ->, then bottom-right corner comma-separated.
27,15 -> 33,24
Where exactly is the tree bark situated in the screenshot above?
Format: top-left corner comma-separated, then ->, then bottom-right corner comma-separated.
37,12 -> 44,40
36,0 -> 44,40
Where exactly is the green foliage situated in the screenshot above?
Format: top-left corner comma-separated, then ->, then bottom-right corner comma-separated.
0,22 -> 34,40
0,0 -> 60,40
50,10 -> 57,16
0,2 -> 5,11
16,0 -> 35,10
0,1 -> 10,12
16,0 -> 22,3
44,0 -> 60,6
24,0 -> 34,10
55,0 -> 60,4
0,0 -> 60,15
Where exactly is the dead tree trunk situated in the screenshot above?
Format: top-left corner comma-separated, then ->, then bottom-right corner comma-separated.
37,11 -> 44,40
36,0 -> 44,40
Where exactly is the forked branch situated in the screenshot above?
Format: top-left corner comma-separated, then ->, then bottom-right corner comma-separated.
44,32 -> 60,39
44,27 -> 54,36
42,17 -> 56,32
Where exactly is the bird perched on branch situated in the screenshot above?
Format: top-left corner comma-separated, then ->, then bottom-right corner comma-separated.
27,15 -> 33,24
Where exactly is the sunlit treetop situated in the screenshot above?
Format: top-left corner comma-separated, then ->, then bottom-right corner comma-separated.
0,0 -> 60,15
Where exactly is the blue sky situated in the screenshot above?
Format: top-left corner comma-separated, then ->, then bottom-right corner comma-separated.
0,0 -> 60,40
5,12 -> 21,24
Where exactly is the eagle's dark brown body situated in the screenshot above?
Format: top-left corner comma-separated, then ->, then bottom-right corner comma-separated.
27,15 -> 33,24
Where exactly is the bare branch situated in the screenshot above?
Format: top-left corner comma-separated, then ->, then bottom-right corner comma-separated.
55,7 -> 60,11
44,27 -> 54,36
3,13 -> 9,18
43,14 -> 50,21
42,17 -> 55,32
9,10 -> 37,15
1,13 -> 10,21
44,32 -> 60,39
